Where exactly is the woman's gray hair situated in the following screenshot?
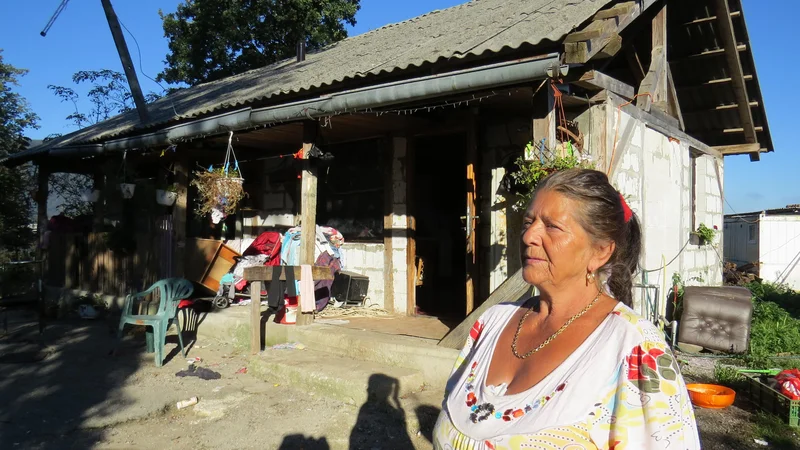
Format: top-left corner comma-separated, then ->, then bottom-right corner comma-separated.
533,169 -> 642,306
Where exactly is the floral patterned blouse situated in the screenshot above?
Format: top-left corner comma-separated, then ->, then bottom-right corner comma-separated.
434,300 -> 700,450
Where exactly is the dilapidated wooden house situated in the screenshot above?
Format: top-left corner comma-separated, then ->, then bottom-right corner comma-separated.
3,0 -> 773,328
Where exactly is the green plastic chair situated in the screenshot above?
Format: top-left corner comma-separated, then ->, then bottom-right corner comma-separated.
117,278 -> 194,367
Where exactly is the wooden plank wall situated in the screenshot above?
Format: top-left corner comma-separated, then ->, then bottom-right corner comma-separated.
46,231 -> 162,296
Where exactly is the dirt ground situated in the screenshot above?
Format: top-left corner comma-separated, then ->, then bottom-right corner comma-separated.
0,310 -> 434,450
2,310 -> 799,449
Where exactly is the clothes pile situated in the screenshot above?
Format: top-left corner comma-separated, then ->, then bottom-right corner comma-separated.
216,227 -> 345,314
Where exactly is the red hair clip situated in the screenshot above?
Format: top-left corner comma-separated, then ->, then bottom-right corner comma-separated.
619,193 -> 632,223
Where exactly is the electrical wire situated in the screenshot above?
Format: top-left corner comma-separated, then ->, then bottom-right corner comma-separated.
118,18 -> 181,118
638,238 -> 691,274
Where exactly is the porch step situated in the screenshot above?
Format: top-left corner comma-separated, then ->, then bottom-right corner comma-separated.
289,323 -> 459,389
248,348 -> 426,406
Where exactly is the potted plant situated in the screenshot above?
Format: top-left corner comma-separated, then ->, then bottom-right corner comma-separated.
507,141 -> 593,211
119,181 -> 136,199
694,223 -> 718,246
156,183 -> 179,206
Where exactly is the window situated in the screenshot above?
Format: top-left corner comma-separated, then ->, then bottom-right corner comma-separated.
316,140 -> 384,242
748,224 -> 757,243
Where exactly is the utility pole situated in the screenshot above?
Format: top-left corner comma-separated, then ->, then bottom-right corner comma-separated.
100,0 -> 150,124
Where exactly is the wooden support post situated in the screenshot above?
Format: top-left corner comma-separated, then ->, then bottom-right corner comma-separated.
638,3 -> 668,112
172,156 -> 189,277
382,139 -> 395,313
297,121 -> 317,326
250,280 -> 261,353
36,167 -> 50,262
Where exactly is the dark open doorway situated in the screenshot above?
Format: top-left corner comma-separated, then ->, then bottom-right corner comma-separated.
413,133 -> 468,320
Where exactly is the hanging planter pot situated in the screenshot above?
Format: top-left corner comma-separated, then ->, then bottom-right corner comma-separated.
156,189 -> 178,206
119,183 -> 136,199
81,189 -> 101,203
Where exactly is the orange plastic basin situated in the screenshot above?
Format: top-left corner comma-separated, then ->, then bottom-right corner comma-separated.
686,383 -> 736,409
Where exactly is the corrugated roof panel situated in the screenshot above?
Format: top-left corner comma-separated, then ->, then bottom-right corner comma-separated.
30,0 -> 611,152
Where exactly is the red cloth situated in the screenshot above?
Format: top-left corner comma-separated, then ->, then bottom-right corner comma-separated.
178,299 -> 194,309
242,231 -> 282,265
776,369 -> 800,400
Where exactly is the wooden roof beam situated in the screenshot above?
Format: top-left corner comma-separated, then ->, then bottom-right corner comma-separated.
714,0 -> 758,161
572,70 -> 635,100
564,0 -> 659,64
713,143 -> 764,156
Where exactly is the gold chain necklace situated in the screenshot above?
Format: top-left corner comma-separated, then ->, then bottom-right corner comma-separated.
511,292 -> 601,359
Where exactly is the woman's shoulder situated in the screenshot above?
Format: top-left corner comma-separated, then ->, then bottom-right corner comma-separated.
607,302 -> 669,348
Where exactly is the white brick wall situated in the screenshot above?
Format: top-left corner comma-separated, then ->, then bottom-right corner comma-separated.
340,243 -> 385,308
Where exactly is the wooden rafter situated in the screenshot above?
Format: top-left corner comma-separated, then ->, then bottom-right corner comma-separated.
563,0 -> 659,64
683,101 -> 759,115
666,67 -> 685,131
681,10 -> 741,26
712,143 -> 762,155
714,0 -> 759,161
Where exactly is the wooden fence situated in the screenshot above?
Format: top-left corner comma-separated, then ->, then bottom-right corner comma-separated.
46,227 -> 173,296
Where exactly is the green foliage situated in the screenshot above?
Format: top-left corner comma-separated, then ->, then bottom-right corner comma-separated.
694,222 -> 718,245
713,363 -> 747,390
0,51 -> 38,261
48,70 -> 161,130
508,151 -> 593,211
158,0 -> 361,86
746,281 -> 800,368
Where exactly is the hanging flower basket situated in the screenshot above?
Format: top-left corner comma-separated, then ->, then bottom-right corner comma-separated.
191,169 -> 245,216
191,132 -> 246,217
81,189 -> 101,203
119,183 -> 136,199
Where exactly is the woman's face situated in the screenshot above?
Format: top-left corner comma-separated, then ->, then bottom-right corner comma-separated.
520,190 -> 600,288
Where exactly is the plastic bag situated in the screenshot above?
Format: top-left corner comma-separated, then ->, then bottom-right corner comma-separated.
776,369 -> 800,400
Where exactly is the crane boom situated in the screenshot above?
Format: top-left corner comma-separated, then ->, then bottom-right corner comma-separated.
40,0 -> 71,37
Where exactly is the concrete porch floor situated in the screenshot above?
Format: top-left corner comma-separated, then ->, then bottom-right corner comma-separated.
316,313 -> 456,341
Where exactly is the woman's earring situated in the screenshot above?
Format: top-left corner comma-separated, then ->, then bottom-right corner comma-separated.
586,271 -> 596,284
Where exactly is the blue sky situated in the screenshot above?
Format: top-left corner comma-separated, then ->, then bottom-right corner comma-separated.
0,0 -> 794,215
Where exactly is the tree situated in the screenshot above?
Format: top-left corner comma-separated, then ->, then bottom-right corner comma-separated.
47,70 -> 160,217
0,50 -> 38,261
49,70 -> 161,130
158,0 -> 360,86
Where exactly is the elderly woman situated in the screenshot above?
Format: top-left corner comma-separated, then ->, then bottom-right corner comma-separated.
434,169 -> 699,449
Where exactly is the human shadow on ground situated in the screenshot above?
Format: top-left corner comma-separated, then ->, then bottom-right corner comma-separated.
349,374 -> 415,449
278,434 -> 331,449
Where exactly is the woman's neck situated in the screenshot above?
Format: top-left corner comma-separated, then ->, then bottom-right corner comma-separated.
535,283 -> 601,321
